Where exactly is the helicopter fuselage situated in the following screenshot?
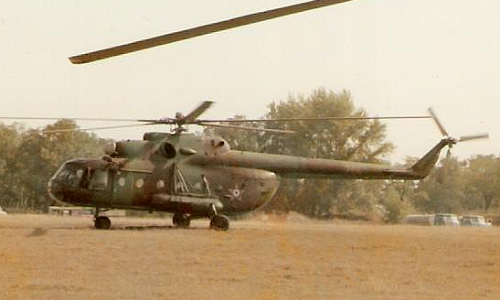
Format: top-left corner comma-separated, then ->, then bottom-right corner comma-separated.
48,133 -> 280,217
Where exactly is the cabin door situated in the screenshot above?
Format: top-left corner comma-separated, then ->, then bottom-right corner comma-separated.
112,171 -> 135,207
87,169 -> 112,206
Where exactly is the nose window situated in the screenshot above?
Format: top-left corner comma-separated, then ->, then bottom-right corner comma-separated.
56,169 -> 70,181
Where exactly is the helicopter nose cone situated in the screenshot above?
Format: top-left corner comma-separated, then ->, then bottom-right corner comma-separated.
47,179 -> 63,205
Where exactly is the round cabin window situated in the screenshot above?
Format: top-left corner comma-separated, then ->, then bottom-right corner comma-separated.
156,180 -> 165,189
135,178 -> 144,189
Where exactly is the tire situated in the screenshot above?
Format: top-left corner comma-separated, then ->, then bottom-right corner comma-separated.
95,216 -> 111,230
210,215 -> 229,231
173,213 -> 191,228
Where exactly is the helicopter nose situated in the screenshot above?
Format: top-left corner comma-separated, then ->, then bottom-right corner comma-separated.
47,179 -> 63,205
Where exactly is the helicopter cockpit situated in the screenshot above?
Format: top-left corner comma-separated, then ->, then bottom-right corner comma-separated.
48,159 -> 110,205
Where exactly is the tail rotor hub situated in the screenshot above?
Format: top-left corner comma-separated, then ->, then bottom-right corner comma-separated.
428,107 -> 488,157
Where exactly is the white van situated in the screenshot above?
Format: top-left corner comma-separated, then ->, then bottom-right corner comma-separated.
434,213 -> 460,226
402,214 -> 435,226
460,215 -> 491,227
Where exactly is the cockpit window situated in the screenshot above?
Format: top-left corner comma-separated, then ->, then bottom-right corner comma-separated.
67,169 -> 84,187
89,170 -> 109,191
56,169 -> 71,181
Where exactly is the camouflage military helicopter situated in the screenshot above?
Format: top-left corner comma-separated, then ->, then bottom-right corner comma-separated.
4,0 -> 488,230
7,104 -> 481,231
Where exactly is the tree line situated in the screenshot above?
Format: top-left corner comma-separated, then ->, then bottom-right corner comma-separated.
1,88 -> 498,222
0,120 -> 107,211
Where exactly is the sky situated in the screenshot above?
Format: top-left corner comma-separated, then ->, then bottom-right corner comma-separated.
1,0 -> 499,163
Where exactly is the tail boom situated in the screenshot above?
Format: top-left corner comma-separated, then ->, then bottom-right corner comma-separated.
188,138 -> 454,180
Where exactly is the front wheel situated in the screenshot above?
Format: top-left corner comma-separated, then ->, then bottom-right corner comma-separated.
210,215 -> 230,231
172,213 -> 191,228
95,216 -> 111,230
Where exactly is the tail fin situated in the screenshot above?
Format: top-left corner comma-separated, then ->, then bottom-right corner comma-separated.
410,138 -> 454,179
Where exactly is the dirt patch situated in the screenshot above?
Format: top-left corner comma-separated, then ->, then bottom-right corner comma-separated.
1,214 -> 499,300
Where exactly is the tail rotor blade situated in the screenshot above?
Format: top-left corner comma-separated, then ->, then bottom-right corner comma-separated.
459,133 -> 489,142
428,107 -> 449,137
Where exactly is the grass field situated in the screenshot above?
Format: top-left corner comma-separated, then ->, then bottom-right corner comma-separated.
1,214 -> 499,300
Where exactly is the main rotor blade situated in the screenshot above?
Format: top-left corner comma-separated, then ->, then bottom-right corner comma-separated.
459,133 -> 489,142
181,101 -> 214,124
198,115 -> 432,123
199,122 -> 295,134
0,116 -> 155,122
2,113 -> 431,128
428,107 -> 449,137
69,0 -> 355,64
42,123 -> 157,133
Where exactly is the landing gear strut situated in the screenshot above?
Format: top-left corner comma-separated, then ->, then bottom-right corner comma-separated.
94,208 -> 111,230
209,204 -> 229,231
172,212 -> 191,228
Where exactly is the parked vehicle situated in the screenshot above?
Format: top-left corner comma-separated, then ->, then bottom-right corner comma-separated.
402,214 -> 435,226
460,215 -> 491,227
434,213 -> 460,226
0,206 -> 7,216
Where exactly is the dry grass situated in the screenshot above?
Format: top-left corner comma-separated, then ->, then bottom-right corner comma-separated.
1,214 -> 499,300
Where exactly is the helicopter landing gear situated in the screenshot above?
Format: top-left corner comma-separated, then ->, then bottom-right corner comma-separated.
94,208 -> 111,230
95,216 -> 111,230
208,204 -> 229,231
210,215 -> 230,231
172,212 -> 191,228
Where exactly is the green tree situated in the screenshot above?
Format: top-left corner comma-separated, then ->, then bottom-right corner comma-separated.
380,185 -> 415,223
415,156 -> 466,213
215,88 -> 394,218
0,123 -> 24,208
464,155 -> 500,212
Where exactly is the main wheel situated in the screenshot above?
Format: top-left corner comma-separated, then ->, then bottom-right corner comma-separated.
95,216 -> 111,230
172,213 -> 191,228
210,215 -> 230,231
